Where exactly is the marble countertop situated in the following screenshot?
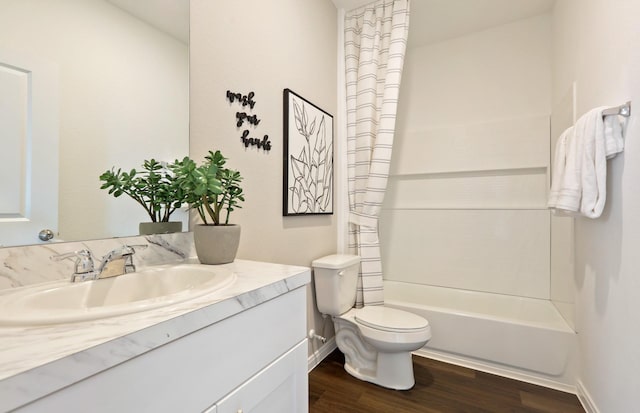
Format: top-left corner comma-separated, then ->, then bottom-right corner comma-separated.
0,259 -> 310,412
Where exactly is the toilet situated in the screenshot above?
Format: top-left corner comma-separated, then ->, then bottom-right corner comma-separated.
312,254 -> 431,390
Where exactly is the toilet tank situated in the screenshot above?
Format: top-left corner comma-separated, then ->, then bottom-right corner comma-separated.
312,254 -> 361,316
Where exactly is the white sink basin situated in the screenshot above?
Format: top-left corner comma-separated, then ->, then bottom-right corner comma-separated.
0,264 -> 236,326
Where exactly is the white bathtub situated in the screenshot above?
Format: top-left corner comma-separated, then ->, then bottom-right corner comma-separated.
384,281 -> 577,390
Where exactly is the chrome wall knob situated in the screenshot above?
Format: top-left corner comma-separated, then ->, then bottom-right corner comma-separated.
38,229 -> 54,241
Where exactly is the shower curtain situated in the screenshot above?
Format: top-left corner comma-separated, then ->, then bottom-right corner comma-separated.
345,0 -> 410,307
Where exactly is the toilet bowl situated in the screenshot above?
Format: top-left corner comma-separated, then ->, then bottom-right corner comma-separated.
312,254 -> 431,390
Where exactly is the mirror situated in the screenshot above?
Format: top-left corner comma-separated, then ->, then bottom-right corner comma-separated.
0,0 -> 189,247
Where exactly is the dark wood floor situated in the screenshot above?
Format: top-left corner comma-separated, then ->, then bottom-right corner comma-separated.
309,350 -> 585,413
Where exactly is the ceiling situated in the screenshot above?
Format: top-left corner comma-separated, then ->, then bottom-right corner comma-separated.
107,0 -> 189,44
332,0 -> 556,47
105,0 -> 556,49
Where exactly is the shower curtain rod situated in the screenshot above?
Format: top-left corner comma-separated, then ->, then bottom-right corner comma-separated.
602,101 -> 631,117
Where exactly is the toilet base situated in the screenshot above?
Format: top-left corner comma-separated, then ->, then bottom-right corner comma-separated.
343,351 -> 416,390
333,314 -> 420,390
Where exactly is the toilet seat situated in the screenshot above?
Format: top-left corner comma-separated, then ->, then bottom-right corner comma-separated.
355,306 -> 429,333
339,306 -> 431,349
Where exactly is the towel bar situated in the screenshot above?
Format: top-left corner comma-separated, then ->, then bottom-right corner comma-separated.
602,101 -> 631,117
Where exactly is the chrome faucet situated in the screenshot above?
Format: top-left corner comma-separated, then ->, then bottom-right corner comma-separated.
96,245 -> 146,278
51,245 -> 147,282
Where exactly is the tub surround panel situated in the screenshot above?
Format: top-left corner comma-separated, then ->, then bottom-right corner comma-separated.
383,12 -> 553,302
0,232 -> 196,290
398,14 -> 551,129
380,209 -> 551,299
391,115 -> 550,176
384,168 -> 548,210
0,258 -> 310,412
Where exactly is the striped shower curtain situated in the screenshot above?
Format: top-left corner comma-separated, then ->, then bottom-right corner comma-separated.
345,0 -> 410,307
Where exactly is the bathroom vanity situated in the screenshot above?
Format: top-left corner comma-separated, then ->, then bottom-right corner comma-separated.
0,259 -> 310,412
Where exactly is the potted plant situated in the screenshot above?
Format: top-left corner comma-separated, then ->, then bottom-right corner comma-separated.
171,150 -> 244,264
99,159 -> 186,235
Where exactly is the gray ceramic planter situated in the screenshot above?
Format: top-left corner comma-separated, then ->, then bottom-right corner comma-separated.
193,224 -> 241,264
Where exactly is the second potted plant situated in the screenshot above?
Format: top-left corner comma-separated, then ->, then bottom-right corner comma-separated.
99,159 -> 186,235
172,150 -> 244,264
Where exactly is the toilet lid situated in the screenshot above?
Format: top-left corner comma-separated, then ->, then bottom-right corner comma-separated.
355,306 -> 429,333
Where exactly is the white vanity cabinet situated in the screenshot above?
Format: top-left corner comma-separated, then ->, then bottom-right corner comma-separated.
15,285 -> 309,412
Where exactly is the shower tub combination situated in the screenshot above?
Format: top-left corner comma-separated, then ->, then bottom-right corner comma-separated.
384,281 -> 577,391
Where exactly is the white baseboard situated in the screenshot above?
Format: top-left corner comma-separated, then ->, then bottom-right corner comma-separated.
308,337 -> 337,372
414,348 -> 577,394
576,380 -> 600,413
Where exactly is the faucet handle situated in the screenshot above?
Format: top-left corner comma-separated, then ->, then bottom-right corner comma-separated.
109,244 -> 148,256
100,244 -> 148,262
51,250 -> 96,281
123,244 -> 148,253
122,244 -> 148,273
51,249 -> 94,266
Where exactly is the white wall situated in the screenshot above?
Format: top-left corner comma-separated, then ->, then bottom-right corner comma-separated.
553,0 -> 640,411
381,15 -> 553,298
0,0 -> 189,242
189,0 -> 338,354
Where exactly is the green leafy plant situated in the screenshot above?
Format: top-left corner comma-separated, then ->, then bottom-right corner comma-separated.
171,150 -> 244,225
99,159 -> 186,222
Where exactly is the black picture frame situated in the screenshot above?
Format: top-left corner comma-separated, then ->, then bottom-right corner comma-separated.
283,89 -> 334,216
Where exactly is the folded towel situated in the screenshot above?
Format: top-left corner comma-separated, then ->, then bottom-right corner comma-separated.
548,107 -> 625,218
604,114 -> 624,158
548,125 -> 580,212
579,107 -> 608,218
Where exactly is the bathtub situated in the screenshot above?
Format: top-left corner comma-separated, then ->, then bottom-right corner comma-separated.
384,281 -> 577,390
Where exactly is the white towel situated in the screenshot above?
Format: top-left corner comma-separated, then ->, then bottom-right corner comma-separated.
548,107 -> 625,218
604,114 -> 624,158
548,125 -> 580,213
579,107 -> 608,218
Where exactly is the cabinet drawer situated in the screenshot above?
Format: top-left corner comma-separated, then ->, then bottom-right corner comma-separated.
214,340 -> 308,413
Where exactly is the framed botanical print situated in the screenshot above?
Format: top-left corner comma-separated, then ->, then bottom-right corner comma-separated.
283,89 -> 333,216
